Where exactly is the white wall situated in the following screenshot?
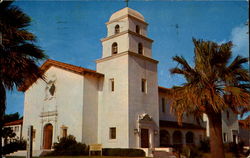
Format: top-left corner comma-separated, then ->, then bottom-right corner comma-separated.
158,93 -> 176,122
128,18 -> 147,36
102,34 -> 129,58
97,55 -> 130,148
107,17 -> 129,37
221,109 -> 239,143
23,66 -> 85,150
128,34 -> 152,58
128,55 -> 159,148
82,75 -> 99,145
23,77 -> 47,150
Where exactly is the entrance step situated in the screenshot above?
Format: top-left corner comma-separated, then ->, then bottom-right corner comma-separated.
153,150 -> 177,158
6,150 -> 52,157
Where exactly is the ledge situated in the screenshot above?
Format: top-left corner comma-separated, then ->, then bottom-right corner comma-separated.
96,51 -> 158,64
106,14 -> 148,26
101,30 -> 153,43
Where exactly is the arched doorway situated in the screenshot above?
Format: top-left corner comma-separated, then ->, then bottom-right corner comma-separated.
173,131 -> 182,145
160,130 -> 170,147
43,124 -> 53,149
186,131 -> 194,144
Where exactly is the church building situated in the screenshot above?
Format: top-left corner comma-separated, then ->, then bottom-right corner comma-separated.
20,7 -> 238,154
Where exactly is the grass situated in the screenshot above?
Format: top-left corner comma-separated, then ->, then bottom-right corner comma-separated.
7,156 -> 144,158
203,153 -> 246,158
6,153 -> 247,158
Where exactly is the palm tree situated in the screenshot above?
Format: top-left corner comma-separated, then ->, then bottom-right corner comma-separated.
166,38 -> 249,158
0,1 -> 47,157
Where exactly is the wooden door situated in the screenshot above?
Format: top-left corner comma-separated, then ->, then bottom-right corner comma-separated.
141,128 -> 149,148
43,124 -> 53,149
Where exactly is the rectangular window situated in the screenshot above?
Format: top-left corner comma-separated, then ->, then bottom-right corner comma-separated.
110,79 -> 114,92
32,129 -> 36,140
109,127 -> 116,139
141,79 -> 147,93
223,133 -> 227,142
14,126 -> 19,132
162,98 -> 165,112
63,128 -> 67,137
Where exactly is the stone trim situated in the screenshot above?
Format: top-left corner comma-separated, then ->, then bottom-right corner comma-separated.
96,51 -> 158,64
101,30 -> 153,43
106,14 -> 148,26
40,111 -> 58,117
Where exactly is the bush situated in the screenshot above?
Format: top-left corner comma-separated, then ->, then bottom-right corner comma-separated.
182,145 -> 203,158
102,148 -> 145,157
199,138 -> 210,153
224,141 -> 245,157
3,139 -> 26,155
48,135 -> 88,156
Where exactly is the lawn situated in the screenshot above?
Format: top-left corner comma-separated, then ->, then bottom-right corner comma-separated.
6,153 -> 247,158
202,153 -> 245,158
7,156 -> 143,158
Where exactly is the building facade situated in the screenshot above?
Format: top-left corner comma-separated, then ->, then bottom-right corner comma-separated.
2,119 -> 23,146
20,7 -> 238,152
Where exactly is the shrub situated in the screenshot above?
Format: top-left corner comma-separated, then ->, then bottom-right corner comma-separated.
3,139 -> 26,155
182,145 -> 203,158
224,141 -> 245,157
102,148 -> 145,157
48,135 -> 88,156
199,138 -> 210,153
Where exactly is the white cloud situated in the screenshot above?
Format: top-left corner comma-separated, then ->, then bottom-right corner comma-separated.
230,24 -> 249,57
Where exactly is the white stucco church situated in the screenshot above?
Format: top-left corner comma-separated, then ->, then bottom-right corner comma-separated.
20,7 -> 238,153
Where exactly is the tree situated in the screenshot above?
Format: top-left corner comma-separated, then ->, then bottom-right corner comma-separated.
4,112 -> 20,123
0,1 -> 47,157
2,112 -> 20,146
2,127 -> 16,146
166,38 -> 250,158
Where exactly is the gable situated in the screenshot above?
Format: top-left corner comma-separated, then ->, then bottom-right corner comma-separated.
19,59 -> 104,92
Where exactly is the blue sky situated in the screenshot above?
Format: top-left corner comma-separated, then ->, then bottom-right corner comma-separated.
6,0 -> 249,119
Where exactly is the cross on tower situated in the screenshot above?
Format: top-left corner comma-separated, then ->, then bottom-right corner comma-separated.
125,0 -> 129,7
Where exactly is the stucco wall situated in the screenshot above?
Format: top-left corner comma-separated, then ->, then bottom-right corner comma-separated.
23,77 -> 47,150
221,109 -> 239,143
128,55 -> 159,148
203,110 -> 239,143
107,17 -> 129,37
96,55 -> 129,148
128,34 -> 152,58
82,75 -> 99,145
23,67 -> 84,150
128,18 -> 147,36
102,34 -> 129,58
158,93 -> 176,122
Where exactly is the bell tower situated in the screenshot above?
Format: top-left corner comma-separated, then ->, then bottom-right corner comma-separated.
96,7 -> 159,148
101,7 -> 153,58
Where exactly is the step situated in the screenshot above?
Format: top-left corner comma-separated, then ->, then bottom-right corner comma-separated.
7,150 -> 52,157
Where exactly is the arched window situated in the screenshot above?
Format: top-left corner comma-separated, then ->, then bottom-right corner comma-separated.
160,130 -> 170,147
115,25 -> 120,34
186,131 -> 194,144
136,25 -> 140,34
173,131 -> 182,145
138,43 -> 143,55
112,42 -> 118,54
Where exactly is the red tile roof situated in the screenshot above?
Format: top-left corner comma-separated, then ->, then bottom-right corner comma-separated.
239,116 -> 250,129
158,86 -> 171,93
19,59 -> 104,91
4,119 -> 23,126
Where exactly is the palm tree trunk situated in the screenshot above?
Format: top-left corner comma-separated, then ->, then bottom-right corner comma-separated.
207,112 -> 225,158
0,82 -> 6,158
